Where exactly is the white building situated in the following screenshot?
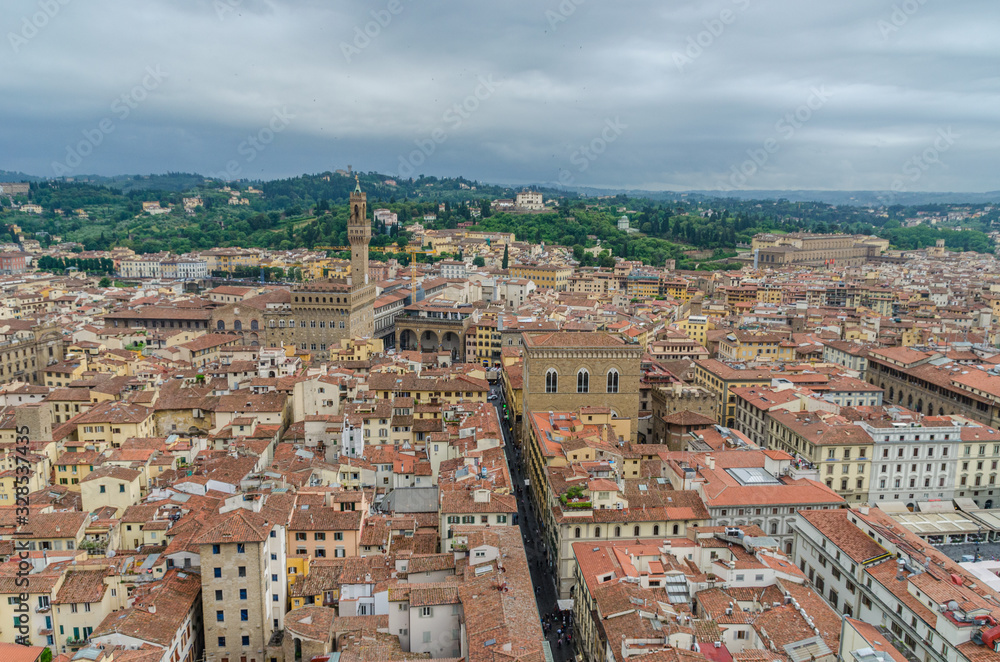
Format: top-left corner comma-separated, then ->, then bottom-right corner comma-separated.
793,504 -> 1000,662
439,260 -> 467,280
258,346 -> 300,378
516,191 -> 543,211
118,254 -> 208,280
119,254 -> 164,279
162,257 -> 209,280
857,415 -> 982,506
373,208 -> 398,229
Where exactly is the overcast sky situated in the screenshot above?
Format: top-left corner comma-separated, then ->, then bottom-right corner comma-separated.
2,0 -> 997,192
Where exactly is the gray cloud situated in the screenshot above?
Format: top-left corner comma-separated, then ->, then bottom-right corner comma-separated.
1,0 -> 997,192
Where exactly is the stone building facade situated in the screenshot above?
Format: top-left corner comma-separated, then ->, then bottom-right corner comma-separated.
752,233 -> 882,267
865,347 -> 1000,428
649,383 -> 718,447
0,323 -> 64,385
197,509 -> 287,662
522,331 -> 642,441
258,182 -> 377,361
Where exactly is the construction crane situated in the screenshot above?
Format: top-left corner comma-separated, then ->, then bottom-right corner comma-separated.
405,244 -> 436,301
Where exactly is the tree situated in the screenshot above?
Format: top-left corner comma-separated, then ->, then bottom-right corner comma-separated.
473,256 -> 485,267
501,244 -> 509,270
98,277 -> 112,288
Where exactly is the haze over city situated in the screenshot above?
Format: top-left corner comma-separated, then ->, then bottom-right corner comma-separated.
2,0 -> 998,191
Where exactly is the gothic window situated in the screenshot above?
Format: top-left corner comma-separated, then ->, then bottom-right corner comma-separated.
577,369 -> 590,394
607,369 -> 619,394
545,369 -> 558,394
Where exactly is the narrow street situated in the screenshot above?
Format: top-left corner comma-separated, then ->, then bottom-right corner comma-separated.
490,385 -> 575,662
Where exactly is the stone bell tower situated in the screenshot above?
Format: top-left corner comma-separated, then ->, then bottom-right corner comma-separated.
347,176 -> 370,289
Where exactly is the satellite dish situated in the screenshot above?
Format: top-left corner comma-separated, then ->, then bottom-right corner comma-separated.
106,549 -> 116,558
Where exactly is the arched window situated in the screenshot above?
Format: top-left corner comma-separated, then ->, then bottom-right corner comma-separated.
888,386 -> 894,401
269,320 -> 276,328
594,526 -> 601,538
607,369 -> 619,394
907,394 -> 913,407
672,524 -> 679,535
633,525 -> 640,537
614,526 -> 621,537
233,320 -> 242,332
545,369 -> 558,394
652,525 -> 660,536
217,320 -> 225,331
577,369 -> 589,394
250,319 -> 259,331
574,527 -> 581,539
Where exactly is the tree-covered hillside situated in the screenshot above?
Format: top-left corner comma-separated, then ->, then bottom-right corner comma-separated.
0,171 -> 992,263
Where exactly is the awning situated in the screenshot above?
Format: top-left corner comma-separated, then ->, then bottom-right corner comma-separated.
956,497 -> 981,512
557,599 -> 574,611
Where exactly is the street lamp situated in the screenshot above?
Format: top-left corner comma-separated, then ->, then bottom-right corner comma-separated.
976,526 -> 984,562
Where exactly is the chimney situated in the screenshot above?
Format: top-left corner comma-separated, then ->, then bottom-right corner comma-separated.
705,456 -> 715,471
896,559 -> 906,581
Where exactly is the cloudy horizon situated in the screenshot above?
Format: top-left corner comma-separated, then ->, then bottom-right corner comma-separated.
1,0 -> 997,192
